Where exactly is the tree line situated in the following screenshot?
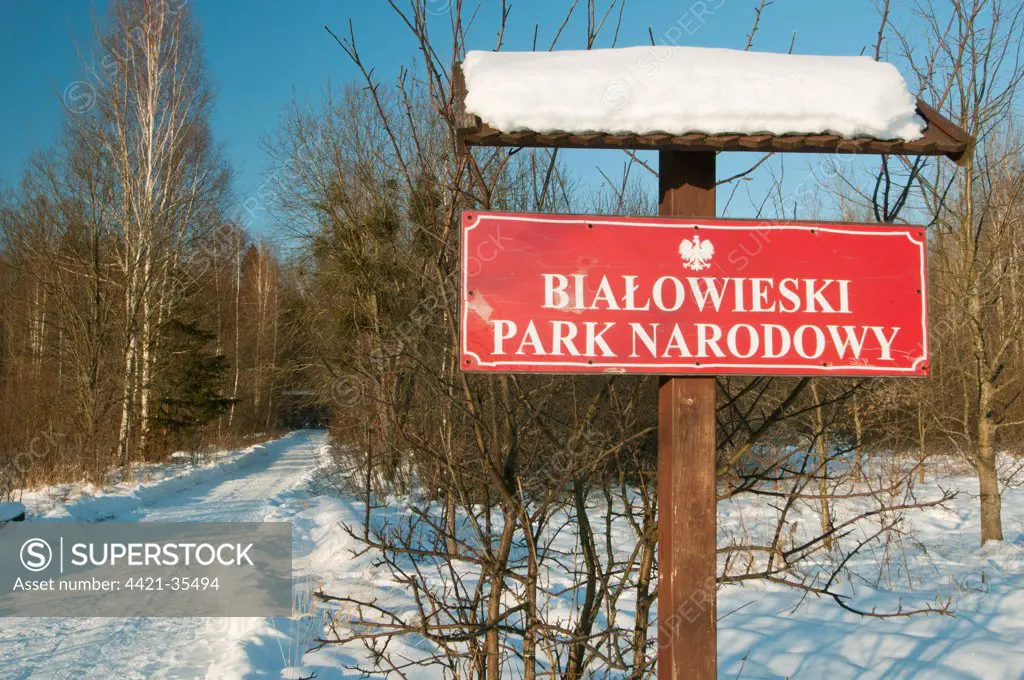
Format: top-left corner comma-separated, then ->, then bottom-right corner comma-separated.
0,0 -> 303,493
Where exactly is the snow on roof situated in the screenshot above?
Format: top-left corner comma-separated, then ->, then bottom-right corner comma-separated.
462,46 -> 925,141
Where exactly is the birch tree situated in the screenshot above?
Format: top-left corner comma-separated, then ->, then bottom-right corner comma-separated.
75,0 -> 229,466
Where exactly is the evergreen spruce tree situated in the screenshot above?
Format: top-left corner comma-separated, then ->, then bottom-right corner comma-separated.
151,320 -> 236,446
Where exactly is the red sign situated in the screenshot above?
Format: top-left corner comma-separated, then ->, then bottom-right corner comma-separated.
460,211 -> 928,376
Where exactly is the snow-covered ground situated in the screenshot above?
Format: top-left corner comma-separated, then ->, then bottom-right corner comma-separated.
2,432 -> 1023,678
0,431 -> 351,679
715,473 -> 1024,679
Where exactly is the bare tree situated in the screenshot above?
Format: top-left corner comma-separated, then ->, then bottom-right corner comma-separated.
893,0 -> 1024,543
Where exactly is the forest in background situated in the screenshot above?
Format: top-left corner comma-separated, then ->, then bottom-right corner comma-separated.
1,1 -> 1023,676
0,0 -> 310,493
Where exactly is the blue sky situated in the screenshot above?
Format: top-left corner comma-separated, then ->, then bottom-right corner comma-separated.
0,1 -> 909,237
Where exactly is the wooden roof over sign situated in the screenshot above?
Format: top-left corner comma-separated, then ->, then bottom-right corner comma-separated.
452,64 -> 973,165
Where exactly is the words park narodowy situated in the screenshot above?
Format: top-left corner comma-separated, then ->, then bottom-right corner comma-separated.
453,46 -> 973,679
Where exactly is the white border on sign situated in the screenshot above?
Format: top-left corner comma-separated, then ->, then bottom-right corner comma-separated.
461,213 -> 928,376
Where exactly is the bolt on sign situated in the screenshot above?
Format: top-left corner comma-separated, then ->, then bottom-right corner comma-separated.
460,211 -> 928,376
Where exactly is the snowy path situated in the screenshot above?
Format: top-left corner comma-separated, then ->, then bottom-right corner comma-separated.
0,430 -> 333,680
5,432 -> 1024,679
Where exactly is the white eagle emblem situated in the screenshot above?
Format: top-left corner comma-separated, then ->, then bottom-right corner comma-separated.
679,234 -> 715,271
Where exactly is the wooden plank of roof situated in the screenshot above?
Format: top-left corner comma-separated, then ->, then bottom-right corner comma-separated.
705,135 -> 741,149
835,138 -> 871,153
454,62 -> 974,163
645,134 -> 674,147
460,126 -> 973,161
568,133 -> 604,146
535,133 -> 572,145
475,123 -> 502,144
915,99 -> 973,164
451,62 -> 476,133
505,131 -> 537,144
773,135 -> 807,151
803,135 -> 842,150
738,134 -> 775,150
917,99 -> 973,144
674,133 -> 707,146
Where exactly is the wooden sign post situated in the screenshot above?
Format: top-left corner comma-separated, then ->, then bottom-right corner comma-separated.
657,150 -> 718,679
453,57 -> 972,679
